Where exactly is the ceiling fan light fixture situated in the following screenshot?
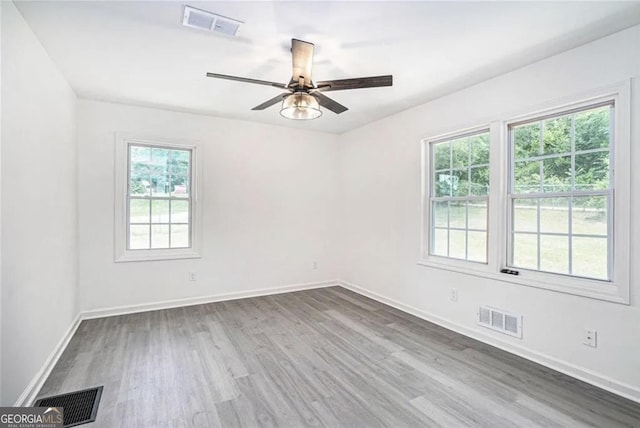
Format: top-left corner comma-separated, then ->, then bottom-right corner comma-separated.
280,93 -> 322,120
207,39 -> 392,118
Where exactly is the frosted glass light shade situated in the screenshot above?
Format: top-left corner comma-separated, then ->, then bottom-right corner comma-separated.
280,93 -> 322,120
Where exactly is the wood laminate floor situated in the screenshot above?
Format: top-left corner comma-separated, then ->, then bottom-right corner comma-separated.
37,287 -> 640,427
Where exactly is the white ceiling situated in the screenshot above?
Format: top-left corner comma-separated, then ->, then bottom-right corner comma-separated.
15,1 -> 640,134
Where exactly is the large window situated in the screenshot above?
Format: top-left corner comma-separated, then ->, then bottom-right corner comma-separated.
420,85 -> 630,303
115,135 -> 201,262
508,102 -> 612,280
428,129 -> 490,263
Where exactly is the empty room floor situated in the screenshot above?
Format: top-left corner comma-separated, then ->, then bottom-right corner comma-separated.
37,287 -> 640,427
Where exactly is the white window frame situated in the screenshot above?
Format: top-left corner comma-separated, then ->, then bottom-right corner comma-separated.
507,100 -> 614,281
114,134 -> 203,262
419,81 -> 630,304
423,126 -> 492,264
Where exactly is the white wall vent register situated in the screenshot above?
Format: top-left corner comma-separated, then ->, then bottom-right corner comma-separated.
183,6 -> 243,37
477,306 -> 522,338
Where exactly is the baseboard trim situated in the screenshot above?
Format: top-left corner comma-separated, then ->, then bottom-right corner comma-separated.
14,313 -> 82,407
337,279 -> 640,404
81,280 -> 338,320
17,278 -> 638,407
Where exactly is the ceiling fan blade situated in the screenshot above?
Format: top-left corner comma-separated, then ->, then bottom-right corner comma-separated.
206,72 -> 286,89
313,92 -> 348,114
291,39 -> 314,87
251,93 -> 289,111
315,75 -> 393,92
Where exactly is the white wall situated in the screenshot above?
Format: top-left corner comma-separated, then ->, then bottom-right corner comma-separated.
338,25 -> 640,399
1,1 -> 78,405
77,100 -> 339,312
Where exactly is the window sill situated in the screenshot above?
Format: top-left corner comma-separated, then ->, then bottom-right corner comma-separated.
115,248 -> 201,263
417,258 -> 628,304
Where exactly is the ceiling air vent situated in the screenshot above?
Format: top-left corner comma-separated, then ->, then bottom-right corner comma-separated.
477,306 -> 522,338
183,6 -> 242,37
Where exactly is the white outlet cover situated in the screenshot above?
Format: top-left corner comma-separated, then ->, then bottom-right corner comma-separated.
584,329 -> 597,347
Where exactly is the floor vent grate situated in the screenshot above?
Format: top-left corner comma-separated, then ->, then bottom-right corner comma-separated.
34,386 -> 103,427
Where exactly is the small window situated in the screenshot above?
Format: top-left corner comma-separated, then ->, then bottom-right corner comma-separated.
507,102 -> 613,280
428,129 -> 490,263
128,144 -> 192,250
115,135 -> 201,262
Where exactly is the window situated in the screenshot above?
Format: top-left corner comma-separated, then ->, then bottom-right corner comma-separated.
420,83 -> 630,303
115,135 -> 201,262
428,129 -> 490,263
508,102 -> 613,281
128,144 -> 192,250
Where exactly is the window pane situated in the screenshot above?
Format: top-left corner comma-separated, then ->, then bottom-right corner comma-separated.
513,122 -> 540,159
468,201 -> 487,230
151,225 -> 170,249
574,151 -> 609,191
470,133 -> 489,166
435,172 -> 454,197
540,235 -> 569,274
149,163 -> 166,177
449,201 -> 466,229
542,115 -> 571,155
151,200 -> 169,223
150,175 -> 169,196
150,148 -> 177,197
129,199 -> 150,224
170,176 -> 190,198
540,198 -> 569,234
171,200 -> 189,223
130,145 -> 150,162
432,201 -> 448,228
432,228 -> 448,256
130,175 -> 150,196
572,237 -> 608,280
514,161 -> 541,193
513,199 -> 537,232
449,230 -> 466,259
169,149 -> 190,176
572,196 -> 607,236
467,231 -> 486,263
451,137 -> 468,169
129,151 -> 150,196
542,156 -> 571,192
171,225 -> 190,248
469,167 -> 489,195
433,142 -> 450,171
513,233 -> 537,269
151,148 -> 170,173
129,225 -> 150,250
451,169 -> 469,197
575,106 -> 610,151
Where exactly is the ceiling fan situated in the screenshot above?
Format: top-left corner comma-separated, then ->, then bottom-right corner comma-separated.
206,38 -> 393,120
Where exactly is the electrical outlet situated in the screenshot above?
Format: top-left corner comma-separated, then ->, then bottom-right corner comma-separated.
449,288 -> 458,302
188,272 -> 197,282
584,329 -> 597,348
312,261 -> 318,270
